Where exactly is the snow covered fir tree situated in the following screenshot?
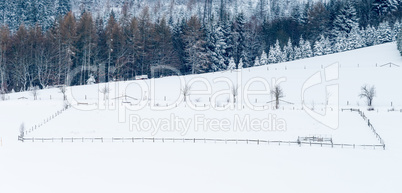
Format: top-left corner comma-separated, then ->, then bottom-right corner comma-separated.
0,0 -> 402,92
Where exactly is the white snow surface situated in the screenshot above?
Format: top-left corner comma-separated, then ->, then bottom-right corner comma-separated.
0,43 -> 401,193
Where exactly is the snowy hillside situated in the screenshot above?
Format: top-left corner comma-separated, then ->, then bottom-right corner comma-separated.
0,42 -> 401,193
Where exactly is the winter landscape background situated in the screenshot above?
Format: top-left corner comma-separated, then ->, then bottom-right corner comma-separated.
1,0 -> 402,193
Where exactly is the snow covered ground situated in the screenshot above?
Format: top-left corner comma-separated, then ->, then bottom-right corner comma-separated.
0,43 -> 401,193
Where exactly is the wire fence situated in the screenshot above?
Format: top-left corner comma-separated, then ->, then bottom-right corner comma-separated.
18,136 -> 385,150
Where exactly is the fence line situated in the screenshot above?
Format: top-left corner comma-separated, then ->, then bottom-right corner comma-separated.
18,137 -> 385,150
341,108 -> 385,148
25,104 -> 71,136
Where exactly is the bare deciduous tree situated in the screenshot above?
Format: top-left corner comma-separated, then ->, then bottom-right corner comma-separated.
181,84 -> 191,102
99,86 -> 110,101
59,85 -> 67,101
232,85 -> 239,104
359,84 -> 376,107
271,85 -> 284,109
31,86 -> 39,100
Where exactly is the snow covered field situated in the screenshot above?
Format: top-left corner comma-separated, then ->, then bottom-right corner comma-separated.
0,43 -> 401,193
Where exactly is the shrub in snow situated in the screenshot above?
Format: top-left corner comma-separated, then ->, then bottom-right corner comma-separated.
19,123 -> 25,140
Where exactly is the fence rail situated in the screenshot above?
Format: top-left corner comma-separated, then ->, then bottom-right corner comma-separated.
18,137 -> 385,150
342,108 -> 386,148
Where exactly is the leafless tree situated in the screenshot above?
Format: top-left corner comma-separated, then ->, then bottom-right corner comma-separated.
59,85 -> 67,101
232,85 -> 239,104
271,85 -> 284,109
31,86 -> 39,100
99,86 -> 110,101
359,85 -> 376,106
181,84 -> 191,102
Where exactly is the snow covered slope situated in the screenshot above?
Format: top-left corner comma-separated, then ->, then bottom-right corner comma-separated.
0,43 -> 401,193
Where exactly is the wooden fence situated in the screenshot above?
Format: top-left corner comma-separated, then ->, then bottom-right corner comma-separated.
18,136 -> 385,150
25,104 -> 71,135
341,108 -> 385,148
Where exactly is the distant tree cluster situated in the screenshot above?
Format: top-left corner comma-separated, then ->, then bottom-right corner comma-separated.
0,0 -> 401,92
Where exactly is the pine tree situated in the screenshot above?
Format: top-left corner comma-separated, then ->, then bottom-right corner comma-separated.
377,21 -> 392,43
334,32 -> 347,53
254,56 -> 260,66
392,21 -> 401,41
268,45 -> 277,64
211,21 -> 229,71
227,57 -> 236,70
238,58 -> 244,69
314,35 -> 325,56
397,28 -> 402,56
301,39 -> 313,58
293,46 -> 302,60
232,12 -> 246,65
332,2 -> 359,38
372,0 -> 398,18
363,25 -> 378,46
184,16 -> 209,74
260,50 -> 268,65
283,38 -> 294,61
323,36 -> 333,55
347,26 -> 364,50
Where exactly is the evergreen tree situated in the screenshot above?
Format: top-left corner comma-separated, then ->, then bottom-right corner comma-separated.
238,58 -> 244,69
254,56 -> 260,66
210,21 -> 229,71
301,39 -> 313,58
283,38 -> 294,61
55,0 -> 71,18
183,16 -> 209,74
232,12 -> 246,65
347,26 -> 364,50
392,21 -> 401,41
268,45 -> 277,64
227,57 -> 236,70
332,2 -> 359,38
323,36 -> 333,55
363,25 -> 378,46
260,50 -> 268,65
372,0 -> 399,18
377,21 -> 392,43
293,46 -> 302,60
397,28 -> 402,55
334,32 -> 347,53
314,35 -> 325,56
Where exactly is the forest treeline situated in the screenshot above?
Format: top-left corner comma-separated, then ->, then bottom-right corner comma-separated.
0,0 -> 401,92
